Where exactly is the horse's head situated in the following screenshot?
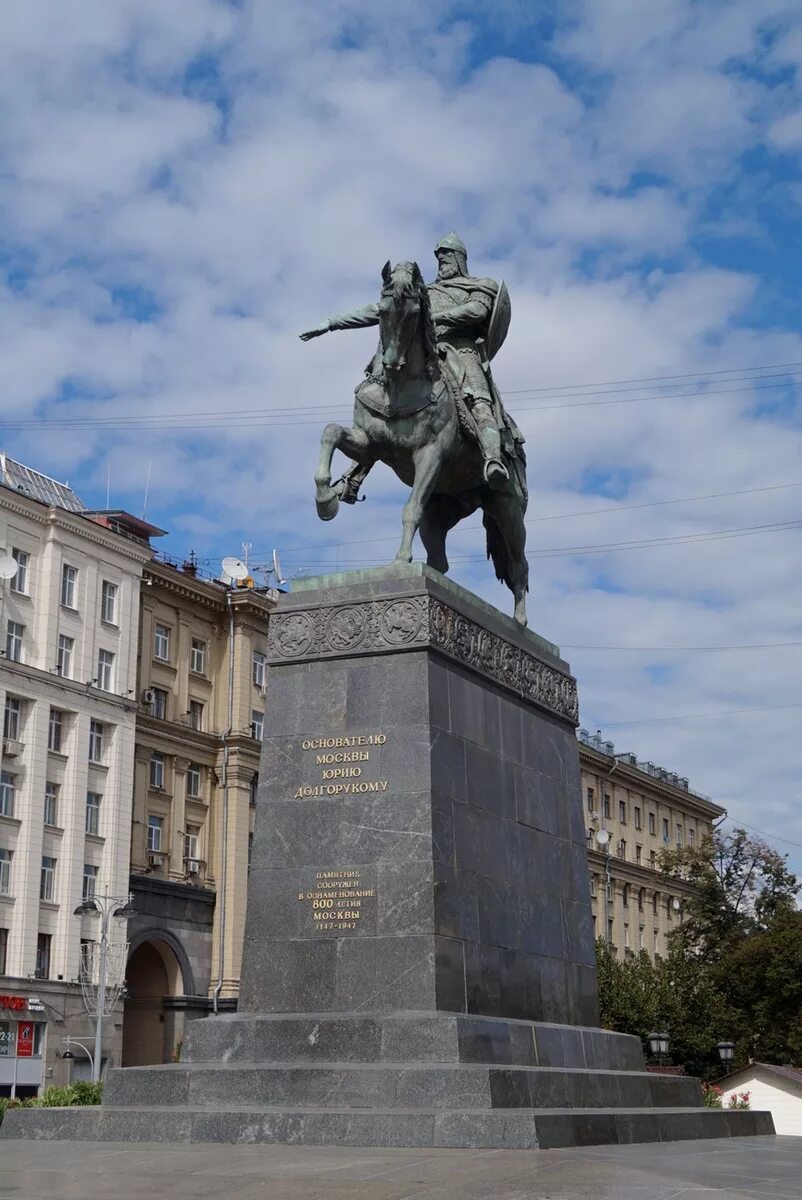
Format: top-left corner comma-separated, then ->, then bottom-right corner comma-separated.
378,260 -> 438,381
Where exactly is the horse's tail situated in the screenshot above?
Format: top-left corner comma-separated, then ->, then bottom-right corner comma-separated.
483,510 -> 512,589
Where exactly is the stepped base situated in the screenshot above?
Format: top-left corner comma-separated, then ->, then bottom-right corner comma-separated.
1,1104 -> 773,1149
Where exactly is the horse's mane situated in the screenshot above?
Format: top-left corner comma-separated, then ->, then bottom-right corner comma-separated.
384,261 -> 440,382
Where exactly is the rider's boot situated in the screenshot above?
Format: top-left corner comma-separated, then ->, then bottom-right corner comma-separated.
478,425 -> 509,488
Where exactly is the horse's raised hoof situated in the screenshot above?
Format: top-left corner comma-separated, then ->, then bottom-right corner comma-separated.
315,487 -> 340,521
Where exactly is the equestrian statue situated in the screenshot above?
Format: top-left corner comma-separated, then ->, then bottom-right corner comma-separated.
300,233 -> 530,624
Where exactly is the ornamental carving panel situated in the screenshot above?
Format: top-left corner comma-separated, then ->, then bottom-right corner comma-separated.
268,594 -> 578,723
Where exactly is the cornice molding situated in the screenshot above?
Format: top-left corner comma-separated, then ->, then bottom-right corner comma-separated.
579,745 -> 724,818
48,511 -> 152,565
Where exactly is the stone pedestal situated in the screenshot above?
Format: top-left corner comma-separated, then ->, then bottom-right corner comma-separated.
1,566 -> 773,1147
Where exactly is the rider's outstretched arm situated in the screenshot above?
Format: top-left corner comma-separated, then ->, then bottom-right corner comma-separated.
300,303 -> 379,340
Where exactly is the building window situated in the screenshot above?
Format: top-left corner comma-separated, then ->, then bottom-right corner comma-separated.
153,624 -> 170,661
88,720 -> 105,763
589,876 -> 597,897
82,864 -> 98,902
650,850 -> 657,869
44,782 -> 58,826
666,896 -> 674,920
618,800 -> 627,824
676,823 -> 683,847
79,939 -> 94,982
35,933 -> 51,979
101,580 -> 118,624
623,923 -> 630,950
188,700 -> 204,731
648,812 -> 656,836
635,844 -> 642,865
638,925 -> 645,950
0,926 -> 7,973
689,827 -> 696,846
61,563 -> 78,608
190,639 -> 207,675
10,548 -> 29,594
0,849 -> 12,895
250,773 -> 259,807
147,814 -> 163,853
186,763 -> 201,798
5,620 -> 23,662
40,856 -> 57,902
602,793 -> 611,818
3,696 -> 21,740
149,687 -> 167,719
638,887 -> 644,911
97,649 -> 115,692
85,792 -> 101,836
634,805 -> 642,830
149,753 -> 165,790
251,710 -> 264,741
57,633 -> 74,678
652,892 -> 659,915
607,917 -> 614,945
586,786 -> 594,814
48,708 -> 64,753
0,773 -> 15,818
586,829 -> 594,847
617,839 -> 626,860
183,825 -> 200,862
248,831 -> 254,875
622,883 -> 629,908
252,651 -> 266,688
662,817 -> 670,844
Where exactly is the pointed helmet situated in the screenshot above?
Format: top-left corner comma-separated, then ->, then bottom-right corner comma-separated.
434,231 -> 467,257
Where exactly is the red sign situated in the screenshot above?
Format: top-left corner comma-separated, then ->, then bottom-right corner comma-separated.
16,1022 -> 34,1057
0,995 -> 25,1011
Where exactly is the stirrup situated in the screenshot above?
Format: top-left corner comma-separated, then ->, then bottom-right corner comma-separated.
484,458 -> 509,486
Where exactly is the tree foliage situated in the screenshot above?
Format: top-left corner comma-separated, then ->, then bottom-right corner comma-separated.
658,828 -> 799,961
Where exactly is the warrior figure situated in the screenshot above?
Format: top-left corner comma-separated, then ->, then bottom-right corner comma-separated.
301,233 -> 522,489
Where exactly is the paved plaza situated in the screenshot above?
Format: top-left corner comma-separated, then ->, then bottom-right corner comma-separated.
0,1136 -> 801,1200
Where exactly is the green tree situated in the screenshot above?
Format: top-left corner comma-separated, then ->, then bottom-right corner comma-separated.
716,911 -> 802,1064
659,828 -> 799,961
596,938 -> 738,1078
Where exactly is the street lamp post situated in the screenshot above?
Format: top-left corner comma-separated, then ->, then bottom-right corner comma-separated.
647,1030 -> 671,1066
73,889 -> 136,1082
595,828 -> 612,944
716,1041 -> 735,1070
60,1036 -> 94,1079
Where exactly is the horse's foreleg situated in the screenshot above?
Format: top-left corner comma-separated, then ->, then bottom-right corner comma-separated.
395,443 -> 443,563
315,423 -> 371,521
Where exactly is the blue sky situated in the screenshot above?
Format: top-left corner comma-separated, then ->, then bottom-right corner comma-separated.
1,1 -> 801,869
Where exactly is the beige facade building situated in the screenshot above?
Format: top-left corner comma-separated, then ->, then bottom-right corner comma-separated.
123,558 -> 274,1065
0,456 -> 153,1094
579,729 -> 724,960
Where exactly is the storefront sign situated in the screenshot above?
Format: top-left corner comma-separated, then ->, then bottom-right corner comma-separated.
16,1022 -> 34,1057
0,995 -> 26,1011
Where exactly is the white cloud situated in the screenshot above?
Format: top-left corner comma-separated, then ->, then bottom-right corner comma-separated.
0,1 -> 801,869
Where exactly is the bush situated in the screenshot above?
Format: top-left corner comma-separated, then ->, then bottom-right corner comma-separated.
0,1081 -> 104,1124
727,1090 -> 751,1110
69,1080 -> 103,1106
701,1082 -> 723,1108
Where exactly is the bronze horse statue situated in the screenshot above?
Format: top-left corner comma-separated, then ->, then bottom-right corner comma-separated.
309,261 -> 530,625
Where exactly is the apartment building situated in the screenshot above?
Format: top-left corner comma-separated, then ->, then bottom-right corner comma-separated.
579,728 -> 724,960
123,557 -> 275,1066
0,456 -> 154,1094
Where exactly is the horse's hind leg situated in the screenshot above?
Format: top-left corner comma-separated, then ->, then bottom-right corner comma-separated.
484,490 -> 529,626
315,423 -> 371,521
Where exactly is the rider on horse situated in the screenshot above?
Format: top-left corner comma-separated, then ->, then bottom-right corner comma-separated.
301,234 -> 524,493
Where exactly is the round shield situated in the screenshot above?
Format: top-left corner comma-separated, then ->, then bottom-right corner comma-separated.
486,280 -> 511,361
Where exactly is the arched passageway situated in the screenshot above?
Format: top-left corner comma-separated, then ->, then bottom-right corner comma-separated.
121,938 -> 184,1066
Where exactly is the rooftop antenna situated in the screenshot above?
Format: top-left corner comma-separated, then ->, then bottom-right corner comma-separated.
106,461 -> 111,510
241,542 -> 252,570
272,549 -> 286,586
221,556 -> 249,587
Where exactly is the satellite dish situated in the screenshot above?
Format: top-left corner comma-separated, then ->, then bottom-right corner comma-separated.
0,555 -> 17,581
272,549 -> 286,585
221,556 -> 249,583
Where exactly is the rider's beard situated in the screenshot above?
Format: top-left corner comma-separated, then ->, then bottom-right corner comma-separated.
438,260 -> 460,280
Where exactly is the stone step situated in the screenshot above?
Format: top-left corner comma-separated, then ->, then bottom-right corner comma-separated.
104,1061 -> 701,1111
0,1103 -> 773,1149
183,1011 -> 645,1071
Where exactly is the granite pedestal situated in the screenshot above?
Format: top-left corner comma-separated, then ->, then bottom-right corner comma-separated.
2,565 -> 772,1148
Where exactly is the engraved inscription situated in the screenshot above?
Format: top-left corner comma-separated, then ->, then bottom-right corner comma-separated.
293,732 -> 389,797
297,867 -> 376,934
